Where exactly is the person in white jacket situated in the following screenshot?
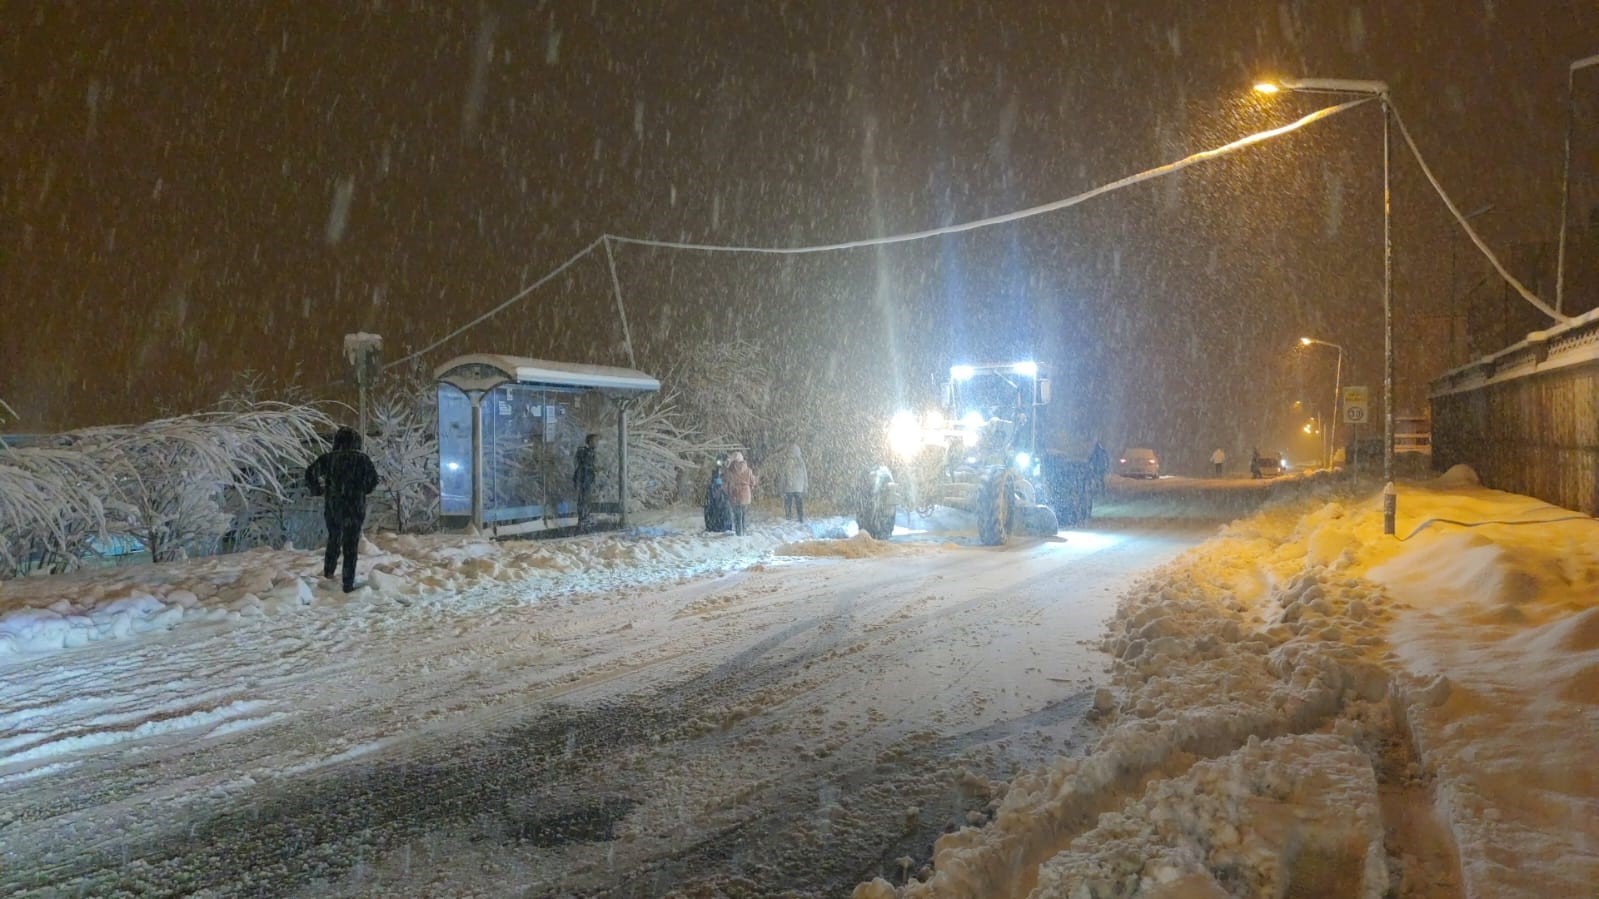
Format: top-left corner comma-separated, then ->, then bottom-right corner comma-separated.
1210,447 -> 1226,476
780,444 -> 808,522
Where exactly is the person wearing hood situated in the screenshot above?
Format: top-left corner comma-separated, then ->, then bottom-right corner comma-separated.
1088,440 -> 1110,494
305,426 -> 380,593
724,450 -> 757,536
779,444 -> 808,522
704,454 -> 733,533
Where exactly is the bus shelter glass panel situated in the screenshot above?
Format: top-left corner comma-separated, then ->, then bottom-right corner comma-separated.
480,383 -> 581,523
436,379 -> 594,525
437,385 -> 473,516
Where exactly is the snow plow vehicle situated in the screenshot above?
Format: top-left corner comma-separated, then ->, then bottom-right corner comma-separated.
856,361 -> 1095,545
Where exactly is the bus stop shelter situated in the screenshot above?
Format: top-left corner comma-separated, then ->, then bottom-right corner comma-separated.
434,354 -> 660,534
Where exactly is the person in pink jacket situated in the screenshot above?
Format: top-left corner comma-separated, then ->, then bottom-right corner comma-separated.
724,450 -> 757,536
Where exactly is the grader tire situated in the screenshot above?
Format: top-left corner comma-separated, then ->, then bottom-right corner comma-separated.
856,466 -> 898,540
976,465 -> 1014,546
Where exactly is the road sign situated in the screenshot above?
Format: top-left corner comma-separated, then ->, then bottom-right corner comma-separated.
1343,386 -> 1369,424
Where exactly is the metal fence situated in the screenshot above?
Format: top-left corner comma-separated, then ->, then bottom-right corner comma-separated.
1429,310 -> 1599,515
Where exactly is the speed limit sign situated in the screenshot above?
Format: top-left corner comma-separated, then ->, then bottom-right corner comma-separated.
1343,386 -> 1369,424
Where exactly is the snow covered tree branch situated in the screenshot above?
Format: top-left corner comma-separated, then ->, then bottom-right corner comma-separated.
0,400 -> 334,575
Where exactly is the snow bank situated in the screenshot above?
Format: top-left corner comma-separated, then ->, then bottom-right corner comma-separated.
859,472 -> 1598,899
776,532 -> 930,559
1031,734 -> 1387,899
0,512 -> 850,661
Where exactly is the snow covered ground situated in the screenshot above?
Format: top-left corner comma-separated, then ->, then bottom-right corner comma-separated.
0,504 -> 1214,896
7,471 -> 1589,898
858,466 -> 1598,899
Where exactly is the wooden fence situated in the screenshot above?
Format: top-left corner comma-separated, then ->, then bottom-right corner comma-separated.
1429,310 -> 1599,515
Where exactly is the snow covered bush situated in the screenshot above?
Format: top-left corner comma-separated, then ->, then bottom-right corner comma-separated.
0,443 -> 117,576
0,401 -> 333,575
658,338 -> 884,504
666,338 -> 775,448
213,375 -> 333,552
618,392 -> 723,507
89,403 -> 334,562
567,391 -> 725,512
366,382 -> 439,534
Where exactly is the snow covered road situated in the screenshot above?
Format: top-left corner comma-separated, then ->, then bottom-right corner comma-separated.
0,516 -> 1214,897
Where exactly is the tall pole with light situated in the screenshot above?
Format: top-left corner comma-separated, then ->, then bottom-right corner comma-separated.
1557,53 -> 1599,316
1300,337 -> 1344,469
1256,77 -> 1396,534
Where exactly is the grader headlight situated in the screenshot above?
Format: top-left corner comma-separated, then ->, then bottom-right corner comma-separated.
887,410 -> 923,459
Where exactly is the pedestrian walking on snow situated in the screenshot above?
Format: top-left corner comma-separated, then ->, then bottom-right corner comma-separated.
1088,441 -> 1110,495
779,444 -> 808,522
1250,447 -> 1262,480
305,426 -> 379,593
1211,447 -> 1226,476
724,450 -> 757,536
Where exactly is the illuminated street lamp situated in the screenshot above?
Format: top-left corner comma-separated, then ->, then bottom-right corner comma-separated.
1260,77 -> 1396,534
1557,53 -> 1599,315
1299,336 -> 1345,469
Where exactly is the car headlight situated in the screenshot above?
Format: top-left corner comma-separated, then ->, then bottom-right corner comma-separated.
1014,451 -> 1031,470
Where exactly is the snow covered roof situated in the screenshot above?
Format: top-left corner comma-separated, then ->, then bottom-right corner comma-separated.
434,354 -> 660,393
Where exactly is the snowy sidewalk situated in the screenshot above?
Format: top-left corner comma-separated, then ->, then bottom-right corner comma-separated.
0,511 -> 847,661
858,467 -> 1598,899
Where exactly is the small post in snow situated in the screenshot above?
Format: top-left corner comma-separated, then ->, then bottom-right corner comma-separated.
343,332 -> 383,437
617,403 -> 629,529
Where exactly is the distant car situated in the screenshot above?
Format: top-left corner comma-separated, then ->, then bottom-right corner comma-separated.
1117,447 -> 1159,479
1254,453 -> 1285,478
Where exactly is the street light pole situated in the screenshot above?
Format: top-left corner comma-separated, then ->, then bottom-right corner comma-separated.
1300,337 -> 1344,470
1557,53 -> 1599,316
1382,98 -> 1395,533
1259,76 -> 1395,533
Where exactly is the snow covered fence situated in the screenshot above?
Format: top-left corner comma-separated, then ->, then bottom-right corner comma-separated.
1430,306 -> 1599,517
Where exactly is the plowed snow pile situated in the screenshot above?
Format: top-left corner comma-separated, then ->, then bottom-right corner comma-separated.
857,467 -> 1598,899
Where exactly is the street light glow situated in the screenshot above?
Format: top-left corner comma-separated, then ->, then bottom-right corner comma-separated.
1257,76 -> 1389,97
1300,337 -> 1313,345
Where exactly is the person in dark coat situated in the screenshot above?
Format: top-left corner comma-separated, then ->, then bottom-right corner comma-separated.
1250,447 -> 1262,480
573,433 -> 599,531
1088,441 -> 1110,495
704,456 -> 733,533
305,426 -> 379,593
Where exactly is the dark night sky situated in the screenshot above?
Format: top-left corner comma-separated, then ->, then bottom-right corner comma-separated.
4,1 -> 1597,469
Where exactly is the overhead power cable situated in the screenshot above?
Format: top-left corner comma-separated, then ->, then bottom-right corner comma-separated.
606,98 -> 1373,255
1390,106 -> 1568,323
382,97 -> 1400,369
382,236 -> 607,372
